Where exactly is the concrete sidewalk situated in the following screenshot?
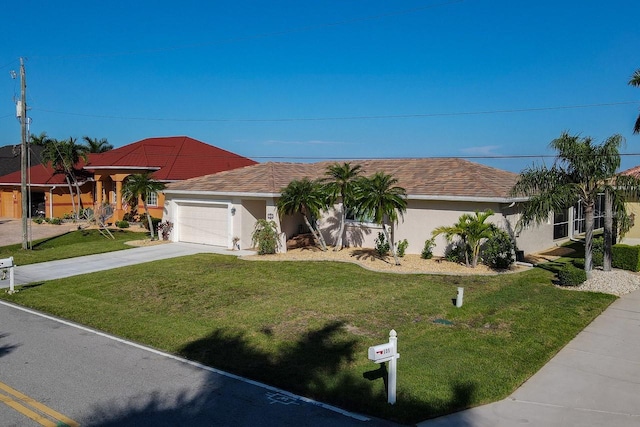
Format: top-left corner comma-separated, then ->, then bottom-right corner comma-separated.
2,242 -> 255,287
419,289 -> 640,426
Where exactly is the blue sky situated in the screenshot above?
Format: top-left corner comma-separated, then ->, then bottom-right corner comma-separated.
1,0 -> 639,173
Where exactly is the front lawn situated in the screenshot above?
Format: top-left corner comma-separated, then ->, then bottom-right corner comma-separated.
0,229 -> 149,266
0,254 -> 615,424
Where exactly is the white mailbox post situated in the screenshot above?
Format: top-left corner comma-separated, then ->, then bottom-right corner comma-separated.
0,257 -> 15,294
367,329 -> 399,405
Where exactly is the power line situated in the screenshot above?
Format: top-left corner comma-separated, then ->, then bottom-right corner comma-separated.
29,1 -> 465,60
31,100 -> 639,123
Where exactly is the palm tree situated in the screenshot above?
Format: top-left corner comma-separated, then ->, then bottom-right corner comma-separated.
629,69 -> 640,134
322,162 -> 362,251
511,132 -> 625,274
432,210 -> 495,268
353,172 -> 407,265
278,178 -> 329,251
40,137 -> 88,219
81,136 -> 113,153
121,172 -> 166,240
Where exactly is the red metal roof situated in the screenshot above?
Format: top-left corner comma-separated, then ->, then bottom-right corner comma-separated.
0,136 -> 256,185
86,136 -> 256,181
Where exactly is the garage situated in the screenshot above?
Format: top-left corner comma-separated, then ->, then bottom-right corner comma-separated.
177,202 -> 229,246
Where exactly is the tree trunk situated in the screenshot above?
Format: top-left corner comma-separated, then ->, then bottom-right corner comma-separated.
303,216 -> 326,251
315,218 -> 328,250
65,175 -> 76,218
144,200 -> 155,240
334,203 -> 346,251
383,223 -> 400,266
584,202 -> 594,276
73,178 -> 83,219
604,190 -> 613,271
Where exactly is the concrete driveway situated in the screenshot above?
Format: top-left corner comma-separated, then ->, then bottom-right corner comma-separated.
0,217 -> 80,247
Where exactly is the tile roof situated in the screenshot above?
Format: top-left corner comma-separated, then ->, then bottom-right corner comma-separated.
166,158 -> 520,200
620,165 -> 640,179
87,136 -> 256,180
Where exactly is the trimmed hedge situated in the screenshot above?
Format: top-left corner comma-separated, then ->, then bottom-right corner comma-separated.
557,263 -> 587,286
612,244 -> 640,272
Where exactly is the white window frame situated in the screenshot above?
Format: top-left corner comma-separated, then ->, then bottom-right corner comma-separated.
147,191 -> 158,207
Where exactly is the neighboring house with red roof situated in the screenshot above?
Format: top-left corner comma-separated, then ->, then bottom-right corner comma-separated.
0,136 -> 256,221
162,158 -> 559,256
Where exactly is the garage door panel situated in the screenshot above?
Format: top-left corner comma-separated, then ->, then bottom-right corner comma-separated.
178,204 -> 228,246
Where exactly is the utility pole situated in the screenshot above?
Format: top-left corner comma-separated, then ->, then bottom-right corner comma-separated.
19,58 -> 28,250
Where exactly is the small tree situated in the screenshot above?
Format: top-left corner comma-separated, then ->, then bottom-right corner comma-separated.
121,172 -> 166,240
278,178 -> 329,251
353,172 -> 407,265
251,219 -> 279,254
322,162 -> 362,251
432,210 -> 495,268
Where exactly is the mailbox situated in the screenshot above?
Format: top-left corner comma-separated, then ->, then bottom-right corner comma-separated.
368,342 -> 395,363
0,256 -> 15,294
0,257 -> 14,268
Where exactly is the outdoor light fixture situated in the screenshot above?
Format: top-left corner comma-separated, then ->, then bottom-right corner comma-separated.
230,207 -> 236,215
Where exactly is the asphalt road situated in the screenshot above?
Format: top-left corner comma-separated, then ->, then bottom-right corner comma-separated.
0,302 -> 396,427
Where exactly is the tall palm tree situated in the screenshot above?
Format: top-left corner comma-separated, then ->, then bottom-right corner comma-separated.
432,210 -> 495,268
322,162 -> 362,251
121,172 -> 166,239
81,136 -> 113,153
629,69 -> 640,134
511,132 -> 625,274
278,178 -> 329,251
40,137 -> 88,219
353,172 -> 407,265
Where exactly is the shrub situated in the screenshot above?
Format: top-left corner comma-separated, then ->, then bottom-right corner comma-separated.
482,229 -> 515,269
592,237 -> 604,267
612,244 -> 640,272
557,263 -> 587,286
251,219 -> 279,255
375,232 -> 390,257
445,244 -> 465,263
115,220 -> 130,229
142,216 -> 162,233
32,217 -> 44,224
421,238 -> 435,259
45,217 -> 62,225
157,221 -> 174,241
397,239 -> 408,257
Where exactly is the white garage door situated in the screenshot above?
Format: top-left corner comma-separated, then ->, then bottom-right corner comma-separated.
178,203 -> 229,246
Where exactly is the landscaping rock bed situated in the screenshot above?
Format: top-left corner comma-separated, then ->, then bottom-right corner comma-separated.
243,246 -> 527,275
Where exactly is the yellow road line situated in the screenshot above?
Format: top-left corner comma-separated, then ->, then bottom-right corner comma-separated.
0,381 -> 79,427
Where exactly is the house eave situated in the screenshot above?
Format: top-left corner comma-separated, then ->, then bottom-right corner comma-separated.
163,189 -> 281,198
407,194 -> 529,203
163,189 -> 529,204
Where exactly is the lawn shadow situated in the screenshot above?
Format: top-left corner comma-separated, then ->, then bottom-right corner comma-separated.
85,322 -> 479,425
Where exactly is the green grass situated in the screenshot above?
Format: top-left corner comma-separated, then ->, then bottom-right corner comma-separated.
0,249 -> 615,424
0,229 -> 149,266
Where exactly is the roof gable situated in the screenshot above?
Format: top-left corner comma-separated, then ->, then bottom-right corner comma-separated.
86,136 -> 256,180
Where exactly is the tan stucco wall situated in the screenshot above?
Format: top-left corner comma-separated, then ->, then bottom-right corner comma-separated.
163,194 -> 557,255
623,202 -> 640,239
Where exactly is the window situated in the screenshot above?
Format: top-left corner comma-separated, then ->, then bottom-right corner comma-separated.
553,208 -> 569,240
345,207 -> 375,224
147,191 -> 158,207
573,194 -> 605,234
